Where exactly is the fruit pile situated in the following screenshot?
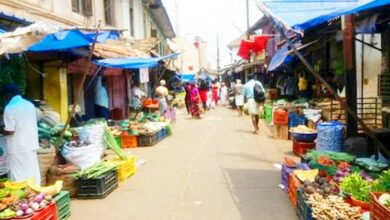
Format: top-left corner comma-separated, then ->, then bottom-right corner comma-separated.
301,176 -> 339,196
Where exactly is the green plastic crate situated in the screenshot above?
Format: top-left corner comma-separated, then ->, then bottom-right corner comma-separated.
54,191 -> 71,220
264,105 -> 273,124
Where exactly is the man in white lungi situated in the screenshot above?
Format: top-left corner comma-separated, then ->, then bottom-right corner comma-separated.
234,79 -> 244,116
0,84 -> 41,185
242,76 -> 265,134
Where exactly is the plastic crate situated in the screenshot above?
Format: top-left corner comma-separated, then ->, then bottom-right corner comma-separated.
53,191 -> 71,220
371,192 -> 390,220
273,109 -> 289,125
166,124 -> 173,136
289,112 -> 307,128
296,189 -> 313,220
138,133 -> 158,147
161,128 -> 168,138
116,155 -> 136,182
76,170 -> 118,199
157,129 -> 164,142
293,140 -> 316,157
281,164 -> 295,192
121,135 -> 138,148
264,105 -> 273,124
288,174 -> 302,208
26,202 -> 57,220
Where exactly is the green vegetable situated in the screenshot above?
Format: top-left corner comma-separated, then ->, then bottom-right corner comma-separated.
73,161 -> 117,179
0,188 -> 11,199
104,129 -> 128,160
10,189 -> 25,199
355,158 -> 388,172
340,173 -> 371,202
372,169 -> 390,192
0,208 -> 16,218
305,150 -> 355,162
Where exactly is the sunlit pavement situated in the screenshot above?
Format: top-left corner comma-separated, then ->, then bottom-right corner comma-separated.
71,107 -> 297,220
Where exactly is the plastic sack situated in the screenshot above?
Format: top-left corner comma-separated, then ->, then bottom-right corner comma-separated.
316,121 -> 344,152
0,137 -> 8,176
61,143 -> 103,170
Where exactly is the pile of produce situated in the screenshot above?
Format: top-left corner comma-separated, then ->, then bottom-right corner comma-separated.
340,173 -> 371,202
372,169 -> 390,192
308,193 -> 361,220
104,129 -> 129,160
289,125 -> 316,133
378,193 -> 390,209
0,179 -> 62,219
38,122 -> 73,148
304,150 -> 356,163
73,161 -> 117,179
333,162 -> 352,183
301,175 -> 339,196
294,169 -> 318,182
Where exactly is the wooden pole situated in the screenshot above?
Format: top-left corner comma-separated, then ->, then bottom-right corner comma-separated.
55,23 -> 101,151
343,15 -> 358,137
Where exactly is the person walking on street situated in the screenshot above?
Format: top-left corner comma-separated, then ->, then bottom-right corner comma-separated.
95,75 -> 109,119
130,81 -> 146,111
242,76 -> 266,134
184,82 -> 191,114
220,83 -> 228,106
0,84 -> 41,185
198,80 -> 209,111
189,83 -> 201,119
234,79 -> 244,116
211,80 -> 219,107
155,80 -> 169,115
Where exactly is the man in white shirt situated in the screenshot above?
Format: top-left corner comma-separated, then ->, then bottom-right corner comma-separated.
95,75 -> 109,119
130,81 -> 146,110
0,84 -> 41,185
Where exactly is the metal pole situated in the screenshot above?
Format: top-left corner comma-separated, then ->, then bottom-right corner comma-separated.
245,0 -> 250,81
217,34 -> 220,74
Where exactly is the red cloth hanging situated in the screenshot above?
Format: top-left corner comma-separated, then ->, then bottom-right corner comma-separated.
253,36 -> 270,54
237,39 -> 254,60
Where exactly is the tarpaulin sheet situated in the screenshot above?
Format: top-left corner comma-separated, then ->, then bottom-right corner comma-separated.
93,52 -> 181,69
180,74 -> 196,83
0,29 -> 5,34
84,31 -> 120,43
262,0 -> 390,31
267,44 -> 293,72
29,29 -> 92,52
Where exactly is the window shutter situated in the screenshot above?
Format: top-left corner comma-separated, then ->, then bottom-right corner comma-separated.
84,0 -> 93,16
71,0 -> 79,12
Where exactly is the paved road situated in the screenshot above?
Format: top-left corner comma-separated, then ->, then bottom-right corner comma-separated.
71,107 -> 297,220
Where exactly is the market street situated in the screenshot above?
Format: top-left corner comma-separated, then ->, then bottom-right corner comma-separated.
71,107 -> 296,220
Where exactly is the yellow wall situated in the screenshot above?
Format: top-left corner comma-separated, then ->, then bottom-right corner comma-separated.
43,64 -> 68,122
25,64 -> 42,100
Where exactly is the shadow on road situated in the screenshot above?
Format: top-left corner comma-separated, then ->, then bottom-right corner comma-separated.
221,167 -> 297,220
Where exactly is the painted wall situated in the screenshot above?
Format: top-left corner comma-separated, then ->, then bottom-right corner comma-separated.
356,34 -> 382,98
43,64 -> 69,122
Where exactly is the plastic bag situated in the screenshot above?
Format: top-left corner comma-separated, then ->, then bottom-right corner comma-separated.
61,143 -> 103,170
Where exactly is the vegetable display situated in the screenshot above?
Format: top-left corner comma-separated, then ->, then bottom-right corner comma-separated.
73,161 -> 117,179
308,193 -> 361,220
301,175 -> 338,196
304,151 -> 356,163
104,129 -> 128,160
339,173 -> 371,202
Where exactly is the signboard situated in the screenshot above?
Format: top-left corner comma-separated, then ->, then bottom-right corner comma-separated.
140,68 -> 149,83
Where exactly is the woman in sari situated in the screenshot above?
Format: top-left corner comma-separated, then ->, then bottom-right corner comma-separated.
189,83 -> 201,119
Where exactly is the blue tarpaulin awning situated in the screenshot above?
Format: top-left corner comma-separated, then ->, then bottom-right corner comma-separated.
29,29 -> 92,52
84,31 -> 120,43
262,0 -> 390,31
180,74 -> 196,83
28,29 -> 121,52
93,52 -> 182,69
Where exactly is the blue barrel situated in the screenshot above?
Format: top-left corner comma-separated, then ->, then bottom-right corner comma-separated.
316,121 -> 344,152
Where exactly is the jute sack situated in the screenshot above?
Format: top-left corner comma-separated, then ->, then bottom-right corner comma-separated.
38,149 -> 56,186
47,164 -> 80,197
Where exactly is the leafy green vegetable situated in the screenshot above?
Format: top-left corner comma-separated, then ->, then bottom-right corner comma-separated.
340,173 -> 371,202
304,150 -> 355,162
372,169 -> 390,192
73,161 -> 117,179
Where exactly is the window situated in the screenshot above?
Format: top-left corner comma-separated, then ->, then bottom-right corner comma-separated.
71,0 -> 93,16
129,0 -> 135,36
151,29 -> 157,38
104,0 -> 115,26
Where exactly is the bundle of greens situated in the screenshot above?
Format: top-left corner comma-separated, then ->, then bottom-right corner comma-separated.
73,161 -> 117,179
372,169 -> 390,192
103,129 -> 128,160
304,150 -> 355,163
340,173 -> 371,202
